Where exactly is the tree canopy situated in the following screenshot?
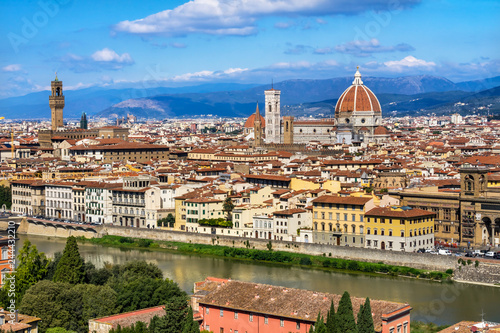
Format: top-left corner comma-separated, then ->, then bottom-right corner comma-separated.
0,240 -> 49,305
223,197 -> 234,221
336,291 -> 358,333
19,254 -> 188,333
53,236 -> 85,284
357,298 -> 375,333
0,185 -> 11,209
311,293 -> 371,333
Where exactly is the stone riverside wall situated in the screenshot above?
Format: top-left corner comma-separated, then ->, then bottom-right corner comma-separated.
98,225 -> 457,271
11,218 -> 98,239
454,262 -> 500,284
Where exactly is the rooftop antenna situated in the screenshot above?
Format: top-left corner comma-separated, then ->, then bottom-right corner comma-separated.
272,79 -> 273,89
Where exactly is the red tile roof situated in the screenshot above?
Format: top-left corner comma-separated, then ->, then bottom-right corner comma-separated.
312,195 -> 371,206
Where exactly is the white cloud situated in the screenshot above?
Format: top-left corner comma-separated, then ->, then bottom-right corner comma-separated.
171,67 -> 249,82
284,44 -> 311,55
274,21 -> 295,29
91,48 -> 133,64
333,39 -> 415,57
170,42 -> 187,49
223,68 -> 248,75
113,0 -> 420,36
2,64 -> 22,72
64,82 -> 97,91
384,55 -> 436,71
57,48 -> 135,73
314,47 -> 334,55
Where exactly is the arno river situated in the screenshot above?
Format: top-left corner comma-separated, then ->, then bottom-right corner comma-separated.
19,234 -> 500,326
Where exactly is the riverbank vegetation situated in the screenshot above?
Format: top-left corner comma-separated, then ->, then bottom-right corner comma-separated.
411,321 -> 449,333
79,235 -> 452,281
0,236 -> 199,333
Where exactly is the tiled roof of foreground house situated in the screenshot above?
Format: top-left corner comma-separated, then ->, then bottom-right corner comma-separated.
0,310 -> 41,332
89,306 -> 166,330
195,277 -> 410,332
437,321 -> 500,332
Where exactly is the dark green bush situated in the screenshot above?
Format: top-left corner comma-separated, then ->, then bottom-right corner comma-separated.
118,237 -> 134,244
347,260 -> 360,271
300,257 -> 312,266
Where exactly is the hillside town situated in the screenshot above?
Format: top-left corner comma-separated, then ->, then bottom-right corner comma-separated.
1,74 -> 500,333
2,74 -> 500,253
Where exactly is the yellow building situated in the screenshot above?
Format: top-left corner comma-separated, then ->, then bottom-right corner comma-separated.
289,178 -> 321,191
174,196 -> 188,231
364,207 -> 435,251
311,195 -> 372,247
321,180 -> 342,193
185,198 -> 224,232
249,186 -> 275,206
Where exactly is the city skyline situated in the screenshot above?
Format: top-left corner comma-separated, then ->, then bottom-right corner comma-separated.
1,0 -> 499,98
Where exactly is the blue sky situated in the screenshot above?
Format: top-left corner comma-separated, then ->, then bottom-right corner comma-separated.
0,0 -> 499,98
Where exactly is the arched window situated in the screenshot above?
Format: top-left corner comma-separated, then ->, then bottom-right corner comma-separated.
465,175 -> 474,192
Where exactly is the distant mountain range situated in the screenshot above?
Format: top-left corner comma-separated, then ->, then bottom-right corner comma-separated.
285,87 -> 500,118
1,75 -> 499,120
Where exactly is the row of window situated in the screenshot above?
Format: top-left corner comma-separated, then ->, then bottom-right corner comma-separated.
314,212 -> 363,222
12,199 -> 31,206
366,238 -> 432,248
389,321 -> 408,333
46,200 -> 71,209
367,217 -> 432,224
366,227 -> 433,237
12,190 -> 31,196
314,203 -> 363,210
114,208 -> 147,216
47,190 -> 72,199
314,222 -> 362,234
214,308 -> 299,328
46,209 -> 72,219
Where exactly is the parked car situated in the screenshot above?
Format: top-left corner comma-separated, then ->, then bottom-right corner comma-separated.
464,251 -> 475,257
438,249 -> 452,256
485,251 -> 496,258
495,252 -> 500,260
473,250 -> 484,257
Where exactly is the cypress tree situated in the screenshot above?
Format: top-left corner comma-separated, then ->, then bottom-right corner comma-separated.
53,236 -> 85,284
358,298 -> 375,333
312,312 -> 327,333
182,307 -> 200,333
357,304 -> 364,330
326,300 -> 336,333
336,291 -> 358,333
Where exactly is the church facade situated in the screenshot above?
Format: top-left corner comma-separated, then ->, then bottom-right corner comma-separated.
251,68 -> 388,146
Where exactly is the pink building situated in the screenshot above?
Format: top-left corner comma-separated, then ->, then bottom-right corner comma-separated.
192,277 -> 411,333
